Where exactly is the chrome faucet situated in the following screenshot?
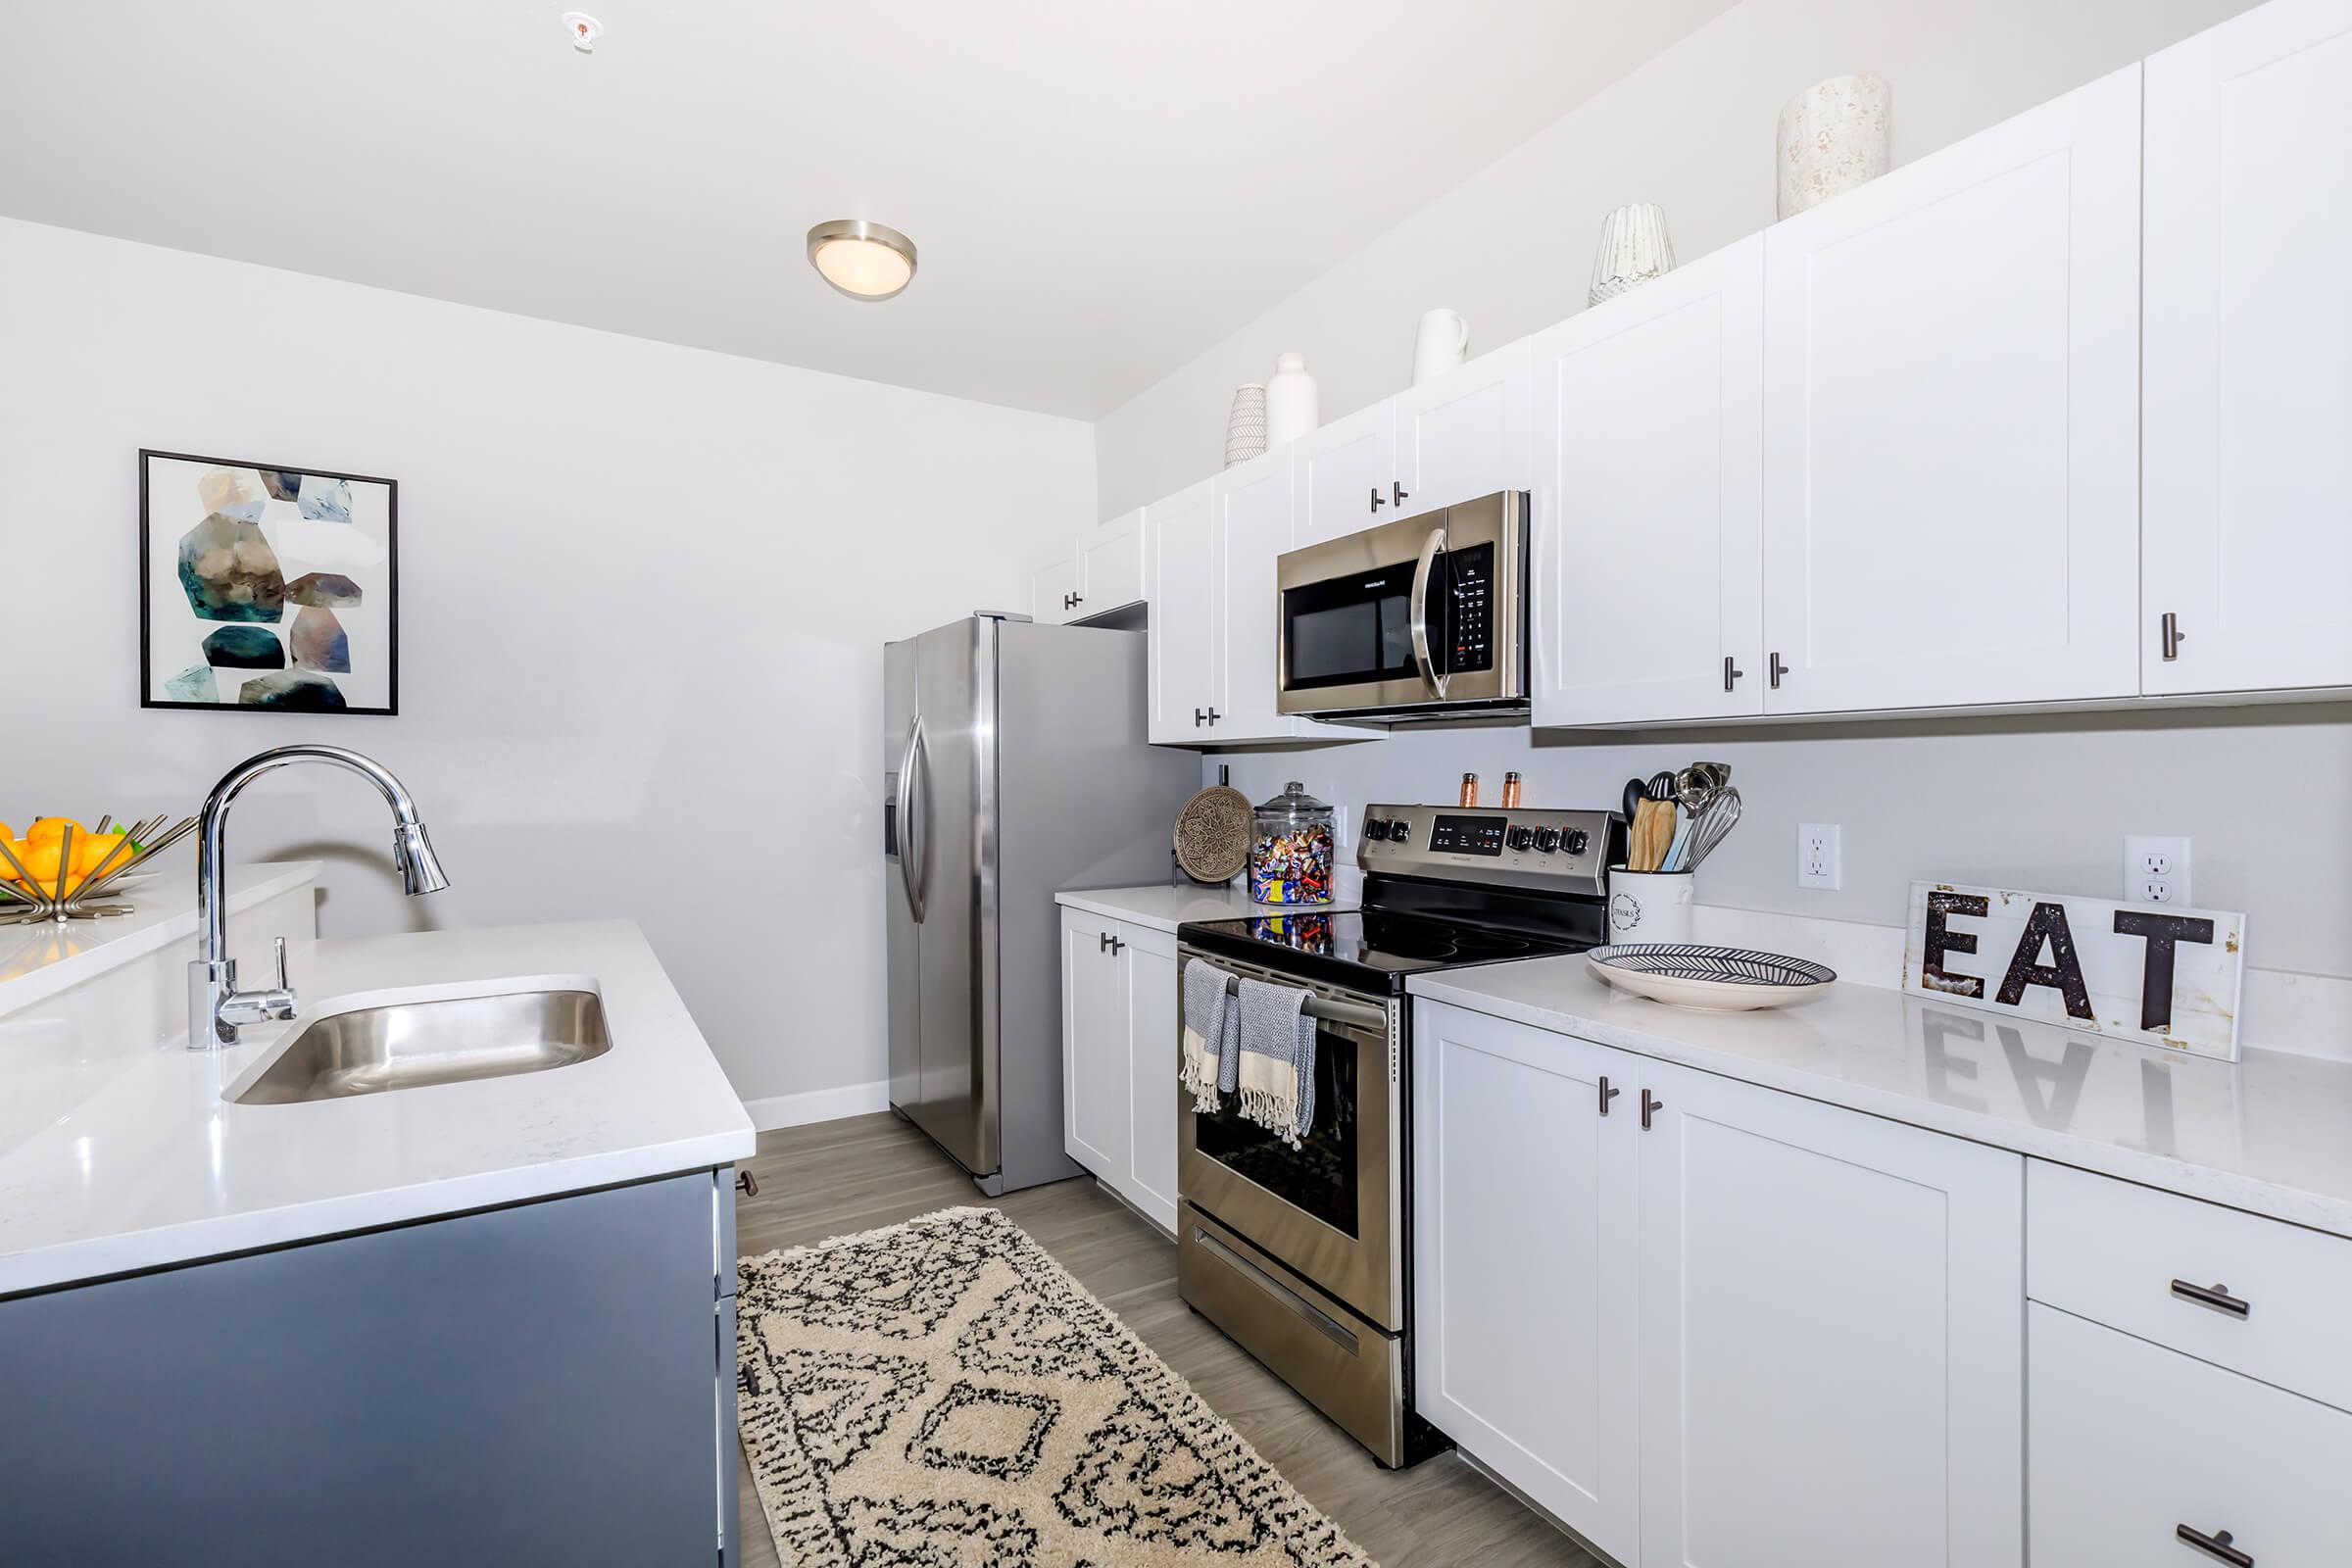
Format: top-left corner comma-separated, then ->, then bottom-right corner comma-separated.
188,745 -> 450,1050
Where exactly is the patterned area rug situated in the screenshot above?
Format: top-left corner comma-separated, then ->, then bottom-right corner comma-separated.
737,1206 -> 1376,1567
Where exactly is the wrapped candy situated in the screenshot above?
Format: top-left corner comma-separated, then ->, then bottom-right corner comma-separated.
1248,781 -> 1334,906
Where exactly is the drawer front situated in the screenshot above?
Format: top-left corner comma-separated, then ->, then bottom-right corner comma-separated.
2028,1160 -> 2352,1411
2031,1304 -> 2352,1566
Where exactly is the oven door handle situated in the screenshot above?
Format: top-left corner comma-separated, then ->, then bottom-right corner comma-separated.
1209,976 -> 1390,1035
1406,524 -> 1449,700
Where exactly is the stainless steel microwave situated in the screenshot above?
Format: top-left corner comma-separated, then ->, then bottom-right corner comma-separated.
1275,490 -> 1529,723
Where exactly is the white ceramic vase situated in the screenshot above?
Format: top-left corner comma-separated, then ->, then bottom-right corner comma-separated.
1410,309 -> 1469,386
1264,353 -> 1319,447
1589,204 -> 1676,306
1778,73 -> 1891,219
1224,383 -> 1268,467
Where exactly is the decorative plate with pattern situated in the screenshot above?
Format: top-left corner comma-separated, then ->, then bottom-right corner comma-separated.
1172,785 -> 1252,884
1587,943 -> 1837,1011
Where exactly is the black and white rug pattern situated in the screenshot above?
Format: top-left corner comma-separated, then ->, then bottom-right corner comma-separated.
737,1206 -> 1375,1567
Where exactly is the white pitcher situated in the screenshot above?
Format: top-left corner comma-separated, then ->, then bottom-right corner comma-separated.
1265,353 -> 1320,447
1411,309 -> 1469,386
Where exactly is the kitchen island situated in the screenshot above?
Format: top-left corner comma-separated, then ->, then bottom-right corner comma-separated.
0,882 -> 755,1566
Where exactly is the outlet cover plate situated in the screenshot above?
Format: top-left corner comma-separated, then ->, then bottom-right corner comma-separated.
1798,823 -> 1841,890
2124,835 -> 2191,906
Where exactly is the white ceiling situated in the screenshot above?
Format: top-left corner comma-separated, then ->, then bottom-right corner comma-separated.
2,1 -> 1734,417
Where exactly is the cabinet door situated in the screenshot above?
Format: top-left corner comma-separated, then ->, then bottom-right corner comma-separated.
1533,238 -> 1764,726
1412,1003 -> 1641,1563
2145,0 -> 2352,696
1292,399 -> 1397,548
1079,509 -> 1146,616
1394,341 -> 1531,514
1060,909 -> 1130,1179
1637,1058 -> 2024,1568
1208,448 -> 1297,741
1028,543 -> 1082,625
2030,1303 -> 2352,1567
1144,477 -> 1217,745
1123,923 -> 1180,1232
1760,66 -> 2141,714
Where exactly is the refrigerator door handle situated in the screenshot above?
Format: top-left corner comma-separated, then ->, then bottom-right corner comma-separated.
898,715 -> 927,923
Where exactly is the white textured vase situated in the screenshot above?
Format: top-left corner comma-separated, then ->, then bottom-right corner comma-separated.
1589,204 -> 1676,306
1224,384 -> 1268,467
1264,353 -> 1319,448
1778,73 -> 1891,218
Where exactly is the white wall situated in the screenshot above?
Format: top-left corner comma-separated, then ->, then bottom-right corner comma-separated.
0,216 -> 1095,1108
1108,0 -> 2352,984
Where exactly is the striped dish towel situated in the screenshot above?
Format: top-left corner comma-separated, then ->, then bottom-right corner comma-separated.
1236,976 -> 1315,1147
1179,957 -> 1239,1112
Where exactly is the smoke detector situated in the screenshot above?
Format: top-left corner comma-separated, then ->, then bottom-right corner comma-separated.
562,12 -> 603,53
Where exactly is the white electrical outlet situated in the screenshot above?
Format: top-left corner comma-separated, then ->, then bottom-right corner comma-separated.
2124,835 -> 2192,906
1797,823 -> 1841,890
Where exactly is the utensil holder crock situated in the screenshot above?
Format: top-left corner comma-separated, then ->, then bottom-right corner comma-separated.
1607,866 -> 1694,943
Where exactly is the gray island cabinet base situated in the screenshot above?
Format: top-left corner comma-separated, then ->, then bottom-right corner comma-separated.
1,1168 -> 739,1567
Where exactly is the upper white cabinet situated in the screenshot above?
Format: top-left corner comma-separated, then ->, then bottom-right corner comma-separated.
1532,239 -> 1765,727
1635,1055 -> 2024,1568
1760,66 -> 2143,714
1145,477 -> 1218,742
1394,340 -> 1532,514
1080,510 -> 1145,617
1208,449 -> 1299,739
1293,400 -> 1396,548
2143,0 -> 2352,696
1026,543 -> 1084,625
1413,1003 -> 1641,1564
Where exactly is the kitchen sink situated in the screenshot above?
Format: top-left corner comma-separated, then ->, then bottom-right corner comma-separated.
232,989 -> 611,1104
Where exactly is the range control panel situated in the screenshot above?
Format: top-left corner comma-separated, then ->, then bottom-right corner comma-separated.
1359,804 -> 1619,896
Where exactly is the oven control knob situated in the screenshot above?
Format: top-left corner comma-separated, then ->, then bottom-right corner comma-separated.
1565,829 -> 1591,857
1384,818 -> 1411,843
1505,826 -> 1535,852
1361,817 -> 1387,844
1532,827 -> 1562,854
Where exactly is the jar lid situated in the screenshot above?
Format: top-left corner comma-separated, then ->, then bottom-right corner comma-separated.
1254,780 -> 1328,812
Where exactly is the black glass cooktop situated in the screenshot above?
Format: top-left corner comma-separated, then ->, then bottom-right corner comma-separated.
1178,906 -> 1599,995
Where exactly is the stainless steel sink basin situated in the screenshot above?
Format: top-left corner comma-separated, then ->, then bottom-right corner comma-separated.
232,989 -> 611,1104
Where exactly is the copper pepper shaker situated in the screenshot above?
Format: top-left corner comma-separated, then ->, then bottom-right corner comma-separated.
1501,771 -> 1523,808
1459,772 -> 1479,808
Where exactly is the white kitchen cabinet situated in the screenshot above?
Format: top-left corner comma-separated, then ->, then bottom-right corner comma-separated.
1079,509 -> 1146,618
1635,1054 -> 2024,1568
1123,924 -> 1179,1227
1144,477 -> 1218,744
1412,1002 -> 1641,1565
1292,400 -> 1397,548
1208,448 -> 1301,741
1532,238 -> 1765,727
1058,908 -> 1180,1234
1759,66 -> 2142,715
1060,908 -> 1130,1182
1393,340 -> 1531,514
2030,1303 -> 2352,1567
2144,0 -> 2352,697
1027,542 -> 1084,626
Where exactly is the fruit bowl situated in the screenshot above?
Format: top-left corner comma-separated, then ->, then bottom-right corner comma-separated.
0,814 -> 197,925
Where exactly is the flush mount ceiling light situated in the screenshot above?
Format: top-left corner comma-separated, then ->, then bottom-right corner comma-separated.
807,220 -> 918,302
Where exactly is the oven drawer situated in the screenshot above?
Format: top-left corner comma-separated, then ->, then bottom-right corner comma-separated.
1179,1201 -> 1406,1468
2028,1159 -> 2352,1413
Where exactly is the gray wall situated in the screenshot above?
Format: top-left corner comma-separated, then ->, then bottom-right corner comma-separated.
1099,0 -> 2350,981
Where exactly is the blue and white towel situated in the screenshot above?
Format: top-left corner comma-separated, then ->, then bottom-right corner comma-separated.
1179,957 -> 1239,1113
1235,977 -> 1316,1147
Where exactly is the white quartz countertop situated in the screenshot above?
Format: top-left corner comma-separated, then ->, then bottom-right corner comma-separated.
1055,883 -> 1357,933
1410,957 -> 2352,1240
0,918 -> 754,1296
0,860 -> 314,1009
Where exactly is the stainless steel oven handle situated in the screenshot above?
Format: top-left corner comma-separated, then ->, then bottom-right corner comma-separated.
1406,525 -> 1449,700
1209,975 -> 1388,1034
898,715 -> 927,924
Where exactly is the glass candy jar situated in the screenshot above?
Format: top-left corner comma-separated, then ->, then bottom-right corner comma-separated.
1248,781 -> 1335,906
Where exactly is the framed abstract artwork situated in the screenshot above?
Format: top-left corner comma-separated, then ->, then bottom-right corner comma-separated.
138,450 -> 398,714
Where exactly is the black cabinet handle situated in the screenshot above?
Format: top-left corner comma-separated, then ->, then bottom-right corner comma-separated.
734,1169 -> 759,1198
2162,611 -> 2186,661
1769,652 -> 1788,689
1206,708 -> 1221,726
1598,1076 -> 1622,1116
2171,1279 -> 2250,1318
1370,486 -> 1386,512
1724,656 -> 1743,691
1109,936 -> 1126,955
1641,1089 -> 1663,1130
1194,708 -> 1206,727
1392,481 -> 1409,508
2177,1525 -> 2253,1567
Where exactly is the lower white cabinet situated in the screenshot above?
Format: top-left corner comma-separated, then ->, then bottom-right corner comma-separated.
2030,1302 -> 2352,1566
1412,1000 -> 2025,1568
1059,908 -> 1178,1232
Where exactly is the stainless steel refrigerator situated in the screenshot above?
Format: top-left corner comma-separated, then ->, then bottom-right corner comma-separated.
883,612 -> 1200,1194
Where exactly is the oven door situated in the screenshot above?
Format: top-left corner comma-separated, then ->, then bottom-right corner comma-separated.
1176,949 -> 1402,1331
1275,490 -> 1523,717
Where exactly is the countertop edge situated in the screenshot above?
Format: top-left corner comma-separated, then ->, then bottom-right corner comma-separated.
1054,884 -> 1357,934
1406,971 -> 2352,1244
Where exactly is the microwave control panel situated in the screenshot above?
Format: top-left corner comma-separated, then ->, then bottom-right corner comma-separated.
1444,543 -> 1495,673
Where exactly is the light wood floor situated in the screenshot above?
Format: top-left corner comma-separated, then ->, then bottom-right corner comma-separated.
733,1111 -> 1598,1568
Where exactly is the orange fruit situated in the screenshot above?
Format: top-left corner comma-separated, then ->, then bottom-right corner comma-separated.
24,817 -> 83,848
0,821 -> 14,844
0,841 -> 25,882
16,839 -> 70,886
73,833 -> 123,877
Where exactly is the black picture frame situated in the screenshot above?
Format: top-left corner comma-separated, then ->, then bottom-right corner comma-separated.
138,448 -> 400,716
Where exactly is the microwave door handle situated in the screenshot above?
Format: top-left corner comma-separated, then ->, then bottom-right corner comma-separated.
899,716 -> 928,923
1406,525 -> 1450,700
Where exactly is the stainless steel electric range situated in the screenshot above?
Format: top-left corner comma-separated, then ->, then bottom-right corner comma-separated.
1174,801 -> 1621,1467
